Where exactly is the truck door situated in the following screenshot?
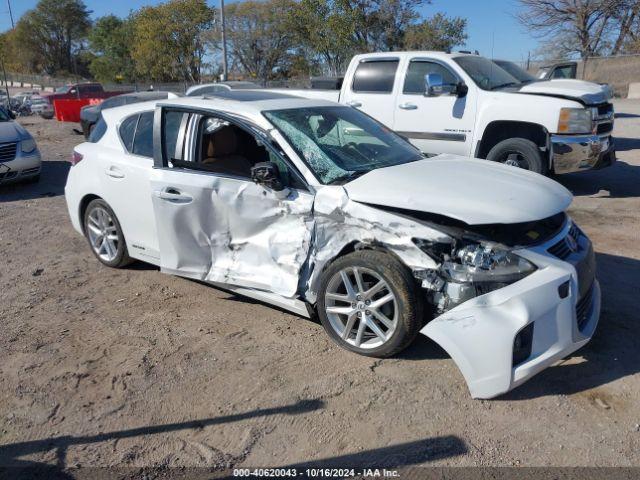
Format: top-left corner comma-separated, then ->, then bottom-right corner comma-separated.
340,57 -> 401,129
393,58 -> 477,156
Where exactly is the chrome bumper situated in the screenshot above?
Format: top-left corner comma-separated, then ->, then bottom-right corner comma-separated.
551,134 -> 615,174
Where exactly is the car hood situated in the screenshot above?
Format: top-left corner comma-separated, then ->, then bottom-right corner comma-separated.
343,155 -> 572,225
518,79 -> 612,105
0,121 -> 30,143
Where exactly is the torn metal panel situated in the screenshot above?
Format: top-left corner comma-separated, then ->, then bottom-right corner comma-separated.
303,186 -> 451,303
151,168 -> 314,298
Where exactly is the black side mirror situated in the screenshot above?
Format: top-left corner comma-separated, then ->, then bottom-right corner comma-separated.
455,82 -> 468,97
8,110 -> 15,119
251,161 -> 284,191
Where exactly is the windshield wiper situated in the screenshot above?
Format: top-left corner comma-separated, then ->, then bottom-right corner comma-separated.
490,82 -> 519,90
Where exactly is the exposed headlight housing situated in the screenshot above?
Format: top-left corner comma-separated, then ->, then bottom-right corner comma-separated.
21,138 -> 37,154
557,107 -> 593,134
413,239 -> 537,313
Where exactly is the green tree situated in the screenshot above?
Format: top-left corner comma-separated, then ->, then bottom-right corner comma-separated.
88,15 -> 135,83
131,0 -> 213,83
403,13 -> 467,51
13,0 -> 92,75
215,0 -> 297,85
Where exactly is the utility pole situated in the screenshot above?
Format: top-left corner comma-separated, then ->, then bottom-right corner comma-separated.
7,0 -> 14,29
220,0 -> 228,81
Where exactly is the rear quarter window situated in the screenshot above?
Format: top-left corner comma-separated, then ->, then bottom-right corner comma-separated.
119,114 -> 138,152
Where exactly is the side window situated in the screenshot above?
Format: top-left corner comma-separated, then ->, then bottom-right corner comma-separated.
119,114 -> 138,153
552,66 -> 574,79
352,60 -> 399,93
132,111 -> 154,157
267,150 -> 306,190
403,61 -> 458,94
162,110 -> 188,162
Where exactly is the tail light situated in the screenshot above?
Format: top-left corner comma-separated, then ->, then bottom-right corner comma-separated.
71,150 -> 83,165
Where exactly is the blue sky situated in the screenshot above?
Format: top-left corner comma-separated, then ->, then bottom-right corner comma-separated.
0,0 -> 537,61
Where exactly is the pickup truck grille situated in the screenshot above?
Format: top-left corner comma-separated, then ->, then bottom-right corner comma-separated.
592,102 -> 613,136
0,142 -> 17,162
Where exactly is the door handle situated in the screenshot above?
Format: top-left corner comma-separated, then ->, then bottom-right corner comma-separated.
398,103 -> 417,110
347,101 -> 362,108
154,188 -> 193,203
105,166 -> 125,179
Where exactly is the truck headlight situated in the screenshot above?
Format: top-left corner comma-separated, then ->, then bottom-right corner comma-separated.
557,108 -> 593,134
21,138 -> 37,154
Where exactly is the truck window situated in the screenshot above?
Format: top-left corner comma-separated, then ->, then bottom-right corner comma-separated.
132,111 -> 154,157
403,61 -> 458,94
352,60 -> 399,93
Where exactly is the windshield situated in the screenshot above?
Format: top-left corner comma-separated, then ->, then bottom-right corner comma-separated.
493,60 -> 536,84
264,106 -> 423,185
55,86 -> 70,93
454,56 -> 521,90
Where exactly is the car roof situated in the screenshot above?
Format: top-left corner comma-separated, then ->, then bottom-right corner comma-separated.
102,93 -> 343,129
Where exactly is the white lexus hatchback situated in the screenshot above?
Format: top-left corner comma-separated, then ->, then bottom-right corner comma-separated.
65,92 -> 600,398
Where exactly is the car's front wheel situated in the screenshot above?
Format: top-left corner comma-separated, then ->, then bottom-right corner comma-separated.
83,199 -> 132,268
317,250 -> 423,358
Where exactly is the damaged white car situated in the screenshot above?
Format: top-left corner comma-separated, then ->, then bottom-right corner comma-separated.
64,92 -> 600,398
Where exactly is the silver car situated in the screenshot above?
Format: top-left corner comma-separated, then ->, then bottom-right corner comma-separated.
0,108 -> 41,184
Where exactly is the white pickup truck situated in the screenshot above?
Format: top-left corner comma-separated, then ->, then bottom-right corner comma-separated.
274,51 -> 616,175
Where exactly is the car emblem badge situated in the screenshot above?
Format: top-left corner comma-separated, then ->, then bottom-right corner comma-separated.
566,235 -> 578,253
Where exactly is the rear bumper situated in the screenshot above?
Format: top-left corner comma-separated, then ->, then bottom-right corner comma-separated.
0,151 -> 41,184
551,133 -> 615,174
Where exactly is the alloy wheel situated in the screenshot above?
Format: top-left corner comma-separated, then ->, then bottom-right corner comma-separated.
86,206 -> 119,262
324,266 -> 398,349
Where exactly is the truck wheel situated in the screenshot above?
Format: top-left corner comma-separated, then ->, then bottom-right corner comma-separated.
317,250 -> 423,358
486,138 -> 547,175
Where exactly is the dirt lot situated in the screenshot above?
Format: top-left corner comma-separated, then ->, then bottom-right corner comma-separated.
1,103 -> 639,474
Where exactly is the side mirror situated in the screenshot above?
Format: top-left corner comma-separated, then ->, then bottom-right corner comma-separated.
7,109 -> 15,120
425,73 -> 444,96
455,82 -> 468,97
251,161 -> 284,192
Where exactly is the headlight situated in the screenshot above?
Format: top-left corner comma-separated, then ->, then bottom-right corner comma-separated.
21,138 -> 37,154
443,243 -> 536,284
557,107 -> 593,134
413,238 -> 537,312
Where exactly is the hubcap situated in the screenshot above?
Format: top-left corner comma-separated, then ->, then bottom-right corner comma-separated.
87,207 -> 119,262
503,152 -> 529,169
324,267 -> 398,349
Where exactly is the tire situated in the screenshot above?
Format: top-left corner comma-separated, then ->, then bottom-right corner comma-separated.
486,138 -> 547,175
83,199 -> 132,268
317,250 -> 423,358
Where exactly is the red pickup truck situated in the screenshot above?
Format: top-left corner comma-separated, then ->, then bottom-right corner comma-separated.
42,82 -> 126,105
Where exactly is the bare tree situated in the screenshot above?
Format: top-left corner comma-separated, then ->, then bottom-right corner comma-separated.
611,0 -> 640,54
516,0 -> 625,60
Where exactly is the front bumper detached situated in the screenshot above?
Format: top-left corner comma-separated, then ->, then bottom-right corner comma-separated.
551,133 -> 615,174
420,224 -> 600,399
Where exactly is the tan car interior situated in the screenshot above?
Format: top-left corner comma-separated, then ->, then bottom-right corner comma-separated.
199,122 -> 269,178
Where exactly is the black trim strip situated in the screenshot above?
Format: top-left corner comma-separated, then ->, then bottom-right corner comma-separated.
396,131 -> 466,142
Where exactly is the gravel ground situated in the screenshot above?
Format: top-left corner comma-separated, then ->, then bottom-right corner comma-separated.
0,102 -> 639,473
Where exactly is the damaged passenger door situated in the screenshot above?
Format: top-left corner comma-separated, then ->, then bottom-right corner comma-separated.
150,107 -> 314,298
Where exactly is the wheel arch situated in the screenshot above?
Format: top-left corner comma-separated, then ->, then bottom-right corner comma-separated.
78,194 -> 102,234
476,121 -> 549,159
